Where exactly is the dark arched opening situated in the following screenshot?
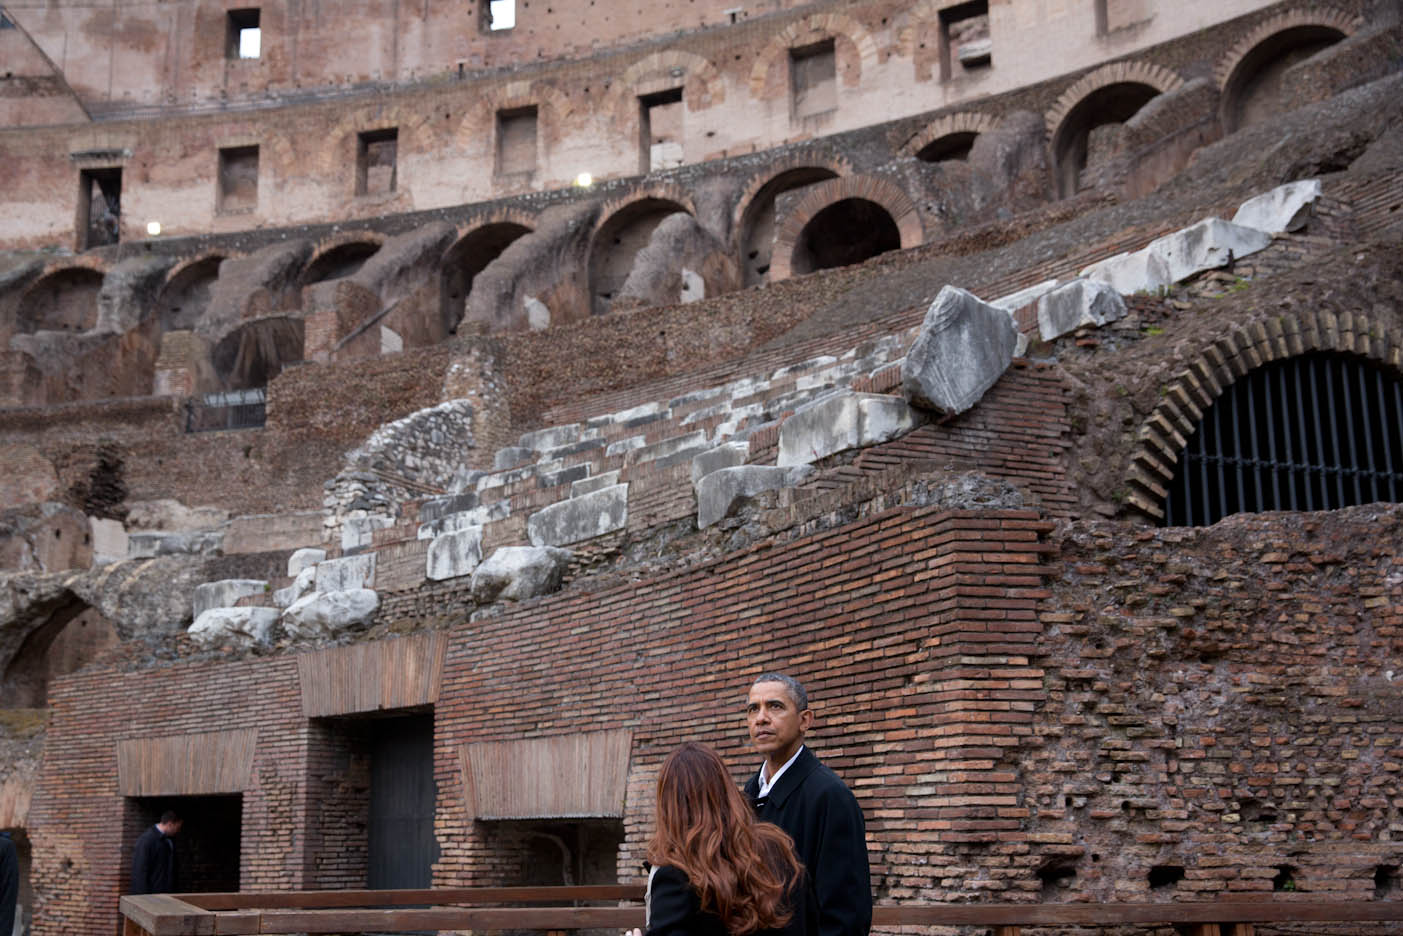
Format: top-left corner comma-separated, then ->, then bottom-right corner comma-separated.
916,132 -> 979,163
1222,26 -> 1347,133
440,223 -> 532,334
158,257 -> 224,332
212,317 -> 305,390
1051,82 -> 1161,198
18,268 -> 104,334
739,167 -> 841,287
1163,352 -> 1403,526
301,241 -> 381,286
588,199 -> 688,316
790,198 -> 900,276
1,595 -> 120,708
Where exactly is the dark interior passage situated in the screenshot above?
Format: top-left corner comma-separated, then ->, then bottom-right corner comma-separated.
790,198 -> 900,275
123,795 -> 242,894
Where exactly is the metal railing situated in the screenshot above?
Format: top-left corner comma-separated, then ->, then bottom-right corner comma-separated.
120,885 -> 1403,936
183,388 -> 267,433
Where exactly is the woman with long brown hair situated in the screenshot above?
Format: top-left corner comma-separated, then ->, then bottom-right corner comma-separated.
644,742 -> 813,936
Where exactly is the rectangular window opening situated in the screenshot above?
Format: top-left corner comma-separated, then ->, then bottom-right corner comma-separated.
790,39 -> 836,120
227,8 -> 261,59
78,167 -> 122,250
123,795 -> 243,895
486,0 -> 515,31
478,819 -> 625,886
639,88 -> 684,174
356,128 -> 398,196
939,0 -> 990,81
496,106 -> 538,176
218,145 -> 259,214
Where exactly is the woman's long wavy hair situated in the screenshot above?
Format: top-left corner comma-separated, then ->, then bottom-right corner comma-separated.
647,742 -> 801,935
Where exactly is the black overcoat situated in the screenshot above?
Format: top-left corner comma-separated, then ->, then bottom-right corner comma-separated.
645,863 -> 812,936
0,832 -> 18,936
130,825 -> 177,895
743,747 -> 872,936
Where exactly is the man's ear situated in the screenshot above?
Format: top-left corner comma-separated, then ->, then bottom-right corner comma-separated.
799,708 -> 814,733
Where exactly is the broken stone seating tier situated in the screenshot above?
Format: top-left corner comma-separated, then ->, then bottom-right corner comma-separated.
190,181 -> 1317,642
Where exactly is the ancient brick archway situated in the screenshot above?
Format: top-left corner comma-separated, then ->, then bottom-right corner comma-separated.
1214,6 -> 1358,133
159,252 -> 229,333
733,157 -> 848,287
769,175 -> 921,282
16,263 -> 107,335
440,214 -> 535,334
1046,62 -> 1184,199
587,187 -> 696,316
902,110 -> 1001,162
1123,308 -> 1402,522
300,234 -> 385,287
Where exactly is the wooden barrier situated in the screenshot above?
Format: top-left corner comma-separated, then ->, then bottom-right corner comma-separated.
120,886 -> 1403,936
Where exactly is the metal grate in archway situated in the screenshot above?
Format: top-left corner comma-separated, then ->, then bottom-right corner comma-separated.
1163,352 -> 1403,526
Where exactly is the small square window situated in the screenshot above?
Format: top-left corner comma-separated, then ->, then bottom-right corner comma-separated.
78,168 -> 122,249
486,0 -> 515,31
496,106 -> 537,175
790,40 -> 836,120
227,9 -> 261,60
218,145 -> 259,213
357,128 -> 398,196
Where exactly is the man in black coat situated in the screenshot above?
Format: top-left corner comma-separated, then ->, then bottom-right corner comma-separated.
130,811 -> 182,895
743,674 -> 871,936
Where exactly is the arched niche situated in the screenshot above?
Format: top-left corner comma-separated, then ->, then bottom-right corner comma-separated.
736,167 -> 842,287
158,255 -> 225,332
0,595 -> 119,708
301,240 -> 382,286
212,316 -> 305,390
789,199 -> 901,276
440,222 -> 533,334
18,267 -> 104,334
587,198 -> 690,317
1221,25 -> 1348,133
1050,82 -> 1162,198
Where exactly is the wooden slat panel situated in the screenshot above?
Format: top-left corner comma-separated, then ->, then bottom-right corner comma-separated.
297,632 -> 446,718
461,729 -> 633,819
179,885 -> 646,910
117,730 -> 258,796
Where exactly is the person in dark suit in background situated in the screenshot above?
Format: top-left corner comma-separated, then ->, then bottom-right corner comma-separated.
743,674 -> 871,936
130,810 -> 182,895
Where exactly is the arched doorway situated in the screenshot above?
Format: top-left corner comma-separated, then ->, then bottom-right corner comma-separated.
211,317 -> 305,390
440,223 -> 532,334
301,241 -> 381,286
18,268 -> 104,334
737,167 -> 841,286
1051,82 -> 1162,198
1221,25 -> 1348,133
790,199 -> 901,276
587,198 -> 689,316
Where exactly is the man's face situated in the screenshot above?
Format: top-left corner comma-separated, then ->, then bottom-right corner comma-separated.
159,820 -> 182,837
747,680 -> 812,764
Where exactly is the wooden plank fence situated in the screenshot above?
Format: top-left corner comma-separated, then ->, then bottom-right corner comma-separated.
120,885 -> 1403,936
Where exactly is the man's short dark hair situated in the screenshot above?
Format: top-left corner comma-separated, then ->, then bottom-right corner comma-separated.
753,673 -> 808,712
159,810 -> 181,825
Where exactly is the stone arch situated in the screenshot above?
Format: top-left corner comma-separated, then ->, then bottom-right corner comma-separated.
300,233 -> 386,286
770,175 -> 921,282
1215,6 -> 1357,134
902,110 -> 1001,161
440,211 -> 537,335
1123,308 -> 1402,522
0,592 -> 118,708
733,155 -> 850,287
211,315 -> 305,390
1046,61 -> 1185,199
749,13 -> 879,101
158,251 -> 230,332
588,187 -> 696,316
16,263 -> 107,334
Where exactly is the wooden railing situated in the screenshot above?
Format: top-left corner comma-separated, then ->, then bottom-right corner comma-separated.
120,885 -> 1403,936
